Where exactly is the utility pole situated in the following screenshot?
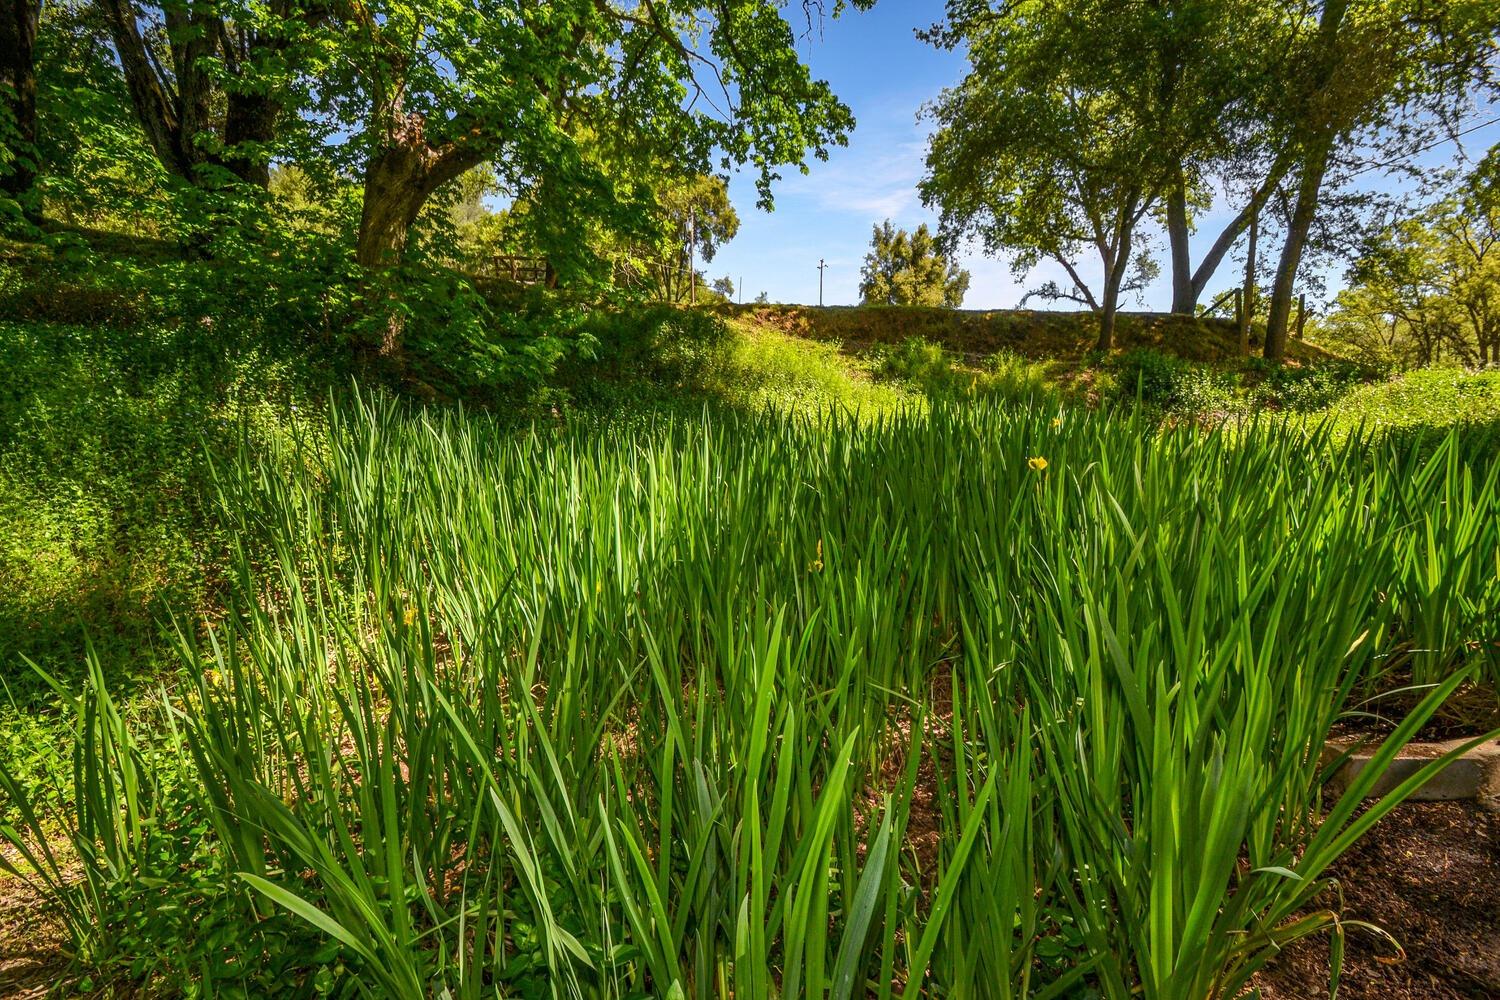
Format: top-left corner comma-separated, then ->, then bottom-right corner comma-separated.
738,276 -> 743,304
817,258 -> 827,307
688,207 -> 697,305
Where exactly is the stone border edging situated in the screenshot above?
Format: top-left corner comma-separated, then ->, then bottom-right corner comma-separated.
1324,737 -> 1500,810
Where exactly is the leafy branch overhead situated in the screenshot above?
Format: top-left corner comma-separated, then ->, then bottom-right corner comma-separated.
12,0 -> 874,310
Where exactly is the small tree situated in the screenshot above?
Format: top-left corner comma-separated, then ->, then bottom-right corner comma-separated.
651,175 -> 740,303
920,2 -> 1170,349
859,220 -> 970,307
712,275 -> 736,300
1327,157 -> 1500,367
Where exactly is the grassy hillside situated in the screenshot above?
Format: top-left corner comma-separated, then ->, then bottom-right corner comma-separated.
727,303 -> 1331,365
1330,366 -> 1500,430
717,304 -> 1356,417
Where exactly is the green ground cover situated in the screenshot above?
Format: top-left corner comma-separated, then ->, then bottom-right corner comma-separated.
3,355 -> 1497,995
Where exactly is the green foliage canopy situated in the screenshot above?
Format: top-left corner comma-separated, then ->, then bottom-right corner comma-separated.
920,0 -> 1180,348
858,220 -> 969,308
1325,151 -> 1500,367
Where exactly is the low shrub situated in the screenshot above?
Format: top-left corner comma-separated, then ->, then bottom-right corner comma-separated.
1248,357 -> 1368,411
873,335 -> 956,388
1327,366 -> 1500,429
576,305 -> 730,390
1109,348 -> 1240,414
980,350 -> 1058,404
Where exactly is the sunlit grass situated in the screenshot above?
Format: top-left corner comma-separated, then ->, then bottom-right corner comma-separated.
2,394 -> 1496,998
1321,366 -> 1500,430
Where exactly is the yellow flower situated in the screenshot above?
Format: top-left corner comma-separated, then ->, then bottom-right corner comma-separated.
1027,456 -> 1049,472
403,606 -> 417,626
807,538 -> 824,573
205,669 -> 221,687
1051,417 -> 1062,428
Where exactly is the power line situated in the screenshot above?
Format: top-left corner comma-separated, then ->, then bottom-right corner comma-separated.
1344,114 -> 1500,179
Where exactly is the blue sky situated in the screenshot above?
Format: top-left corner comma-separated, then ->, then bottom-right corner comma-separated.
706,1 -> 1500,310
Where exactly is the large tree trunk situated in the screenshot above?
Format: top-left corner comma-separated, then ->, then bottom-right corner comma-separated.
1265,0 -> 1348,362
0,0 -> 39,201
1096,235 -> 1132,353
1167,171 -> 1195,314
1164,153 -> 1292,316
1097,295 -> 1119,353
355,137 -> 483,268
101,0 -> 282,189
223,91 -> 281,188
100,0 -> 205,179
356,147 -> 430,269
354,126 -> 484,354
1265,139 -> 1331,361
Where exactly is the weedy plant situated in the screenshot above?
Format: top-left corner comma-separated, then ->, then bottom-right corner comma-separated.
3,393 -> 1496,998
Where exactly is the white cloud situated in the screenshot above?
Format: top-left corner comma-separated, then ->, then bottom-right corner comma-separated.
782,135 -> 931,223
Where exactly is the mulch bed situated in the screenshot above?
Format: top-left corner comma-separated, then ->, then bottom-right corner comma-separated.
1331,679 -> 1500,746
0,869 -> 69,1000
1257,802 -> 1500,1000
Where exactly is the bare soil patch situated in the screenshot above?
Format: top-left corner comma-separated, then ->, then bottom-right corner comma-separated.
1257,802 -> 1500,1000
0,869 -> 69,1000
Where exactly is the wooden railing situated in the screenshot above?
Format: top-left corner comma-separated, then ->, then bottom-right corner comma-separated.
480,254 -> 553,286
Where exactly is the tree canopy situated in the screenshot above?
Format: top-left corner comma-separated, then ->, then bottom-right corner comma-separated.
1325,151 -> 1500,367
921,0 -> 1499,356
859,220 -> 970,308
921,0 -> 1177,347
2,0 -> 874,353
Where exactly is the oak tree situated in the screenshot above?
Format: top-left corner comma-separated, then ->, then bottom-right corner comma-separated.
331,0 -> 874,277
96,0 -> 329,188
1259,0 -> 1497,359
921,1 -> 1173,348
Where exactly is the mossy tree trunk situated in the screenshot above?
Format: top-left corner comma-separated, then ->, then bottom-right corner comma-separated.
0,0 -> 39,203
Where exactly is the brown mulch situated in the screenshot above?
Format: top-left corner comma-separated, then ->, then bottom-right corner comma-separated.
1332,679 -> 1500,745
1256,802 -> 1500,1000
0,869 -> 69,1000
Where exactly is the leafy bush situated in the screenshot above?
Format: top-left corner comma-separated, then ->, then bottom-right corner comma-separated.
1110,348 -> 1181,406
1248,357 -> 1367,411
567,305 -> 730,395
1109,348 -> 1239,414
873,335 -> 955,387
976,349 -> 1059,405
